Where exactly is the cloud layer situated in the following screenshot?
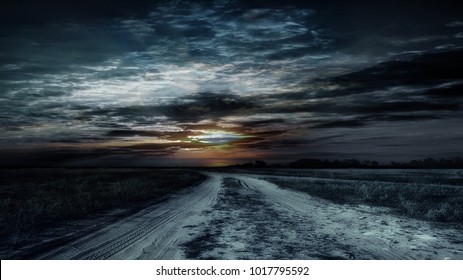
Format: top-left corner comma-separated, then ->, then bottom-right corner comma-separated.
1,0 -> 463,166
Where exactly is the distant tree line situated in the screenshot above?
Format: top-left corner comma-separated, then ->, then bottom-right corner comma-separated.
229,157 -> 463,168
388,157 -> 463,168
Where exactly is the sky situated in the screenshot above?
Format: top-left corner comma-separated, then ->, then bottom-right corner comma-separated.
1,0 -> 463,167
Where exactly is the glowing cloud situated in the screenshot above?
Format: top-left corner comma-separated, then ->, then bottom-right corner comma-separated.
188,130 -> 247,145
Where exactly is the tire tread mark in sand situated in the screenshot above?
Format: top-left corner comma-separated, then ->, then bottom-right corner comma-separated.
71,193 -> 203,260
183,177 -> 358,259
37,176 -> 220,260
238,176 -> 415,260
73,213 -> 179,259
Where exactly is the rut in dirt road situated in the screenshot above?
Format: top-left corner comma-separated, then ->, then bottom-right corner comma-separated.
184,174 -> 463,260
37,174 -> 221,260
183,177 -> 357,259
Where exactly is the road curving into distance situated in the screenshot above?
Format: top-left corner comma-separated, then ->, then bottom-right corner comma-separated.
36,172 -> 463,260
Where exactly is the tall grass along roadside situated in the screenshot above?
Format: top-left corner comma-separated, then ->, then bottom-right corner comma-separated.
247,168 -> 463,186
0,169 -> 206,238
265,171 -> 463,225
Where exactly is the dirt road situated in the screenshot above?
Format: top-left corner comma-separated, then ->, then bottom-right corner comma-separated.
37,173 -> 221,259
37,172 -> 463,260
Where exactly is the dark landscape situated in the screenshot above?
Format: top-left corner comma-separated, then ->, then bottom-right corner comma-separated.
1,0 -> 463,260
1,167 -> 462,259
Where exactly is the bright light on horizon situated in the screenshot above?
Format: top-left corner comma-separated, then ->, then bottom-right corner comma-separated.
187,130 -> 247,145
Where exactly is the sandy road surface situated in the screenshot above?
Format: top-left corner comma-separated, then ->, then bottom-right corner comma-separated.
37,174 -> 221,260
219,175 -> 463,259
36,172 -> 463,259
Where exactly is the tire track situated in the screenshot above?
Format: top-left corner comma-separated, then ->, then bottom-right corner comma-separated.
183,177 -> 360,259
233,175 -> 463,260
34,172 -> 463,260
73,210 -> 185,260
37,174 -> 221,260
234,175 -> 411,259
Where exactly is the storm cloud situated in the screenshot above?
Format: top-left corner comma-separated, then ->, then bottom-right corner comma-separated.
1,0 -> 463,166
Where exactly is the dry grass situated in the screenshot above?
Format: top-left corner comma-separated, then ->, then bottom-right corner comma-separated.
0,169 -> 206,237
248,168 -> 463,186
265,171 -> 463,224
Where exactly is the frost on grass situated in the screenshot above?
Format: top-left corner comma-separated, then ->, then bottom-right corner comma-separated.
0,169 -> 206,258
259,169 -> 463,224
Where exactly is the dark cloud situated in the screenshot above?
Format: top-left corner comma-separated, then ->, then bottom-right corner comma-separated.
127,142 -> 202,151
106,130 -> 162,138
50,137 -> 102,144
0,0 -> 157,24
1,1 -> 463,165
77,92 -> 256,127
234,139 -> 306,150
162,92 -> 255,122
311,120 -> 366,129
370,114 -> 441,122
105,129 -> 205,142
327,49 -> 463,94
311,114 -> 443,129
253,48 -> 463,132
266,46 -> 320,60
234,118 -> 286,128
262,97 -> 459,116
356,101 -> 460,113
425,82 -> 463,98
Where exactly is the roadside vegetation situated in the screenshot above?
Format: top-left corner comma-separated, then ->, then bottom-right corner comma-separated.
263,170 -> 463,224
246,168 -> 463,186
0,169 -> 206,238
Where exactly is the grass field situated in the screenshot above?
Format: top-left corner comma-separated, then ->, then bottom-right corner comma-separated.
0,169 -> 206,238
246,168 -> 463,186
258,169 -> 463,224
1,168 -> 462,259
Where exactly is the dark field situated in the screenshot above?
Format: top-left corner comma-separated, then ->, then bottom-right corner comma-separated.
0,168 -> 206,256
2,168 -> 463,260
249,169 -> 463,224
